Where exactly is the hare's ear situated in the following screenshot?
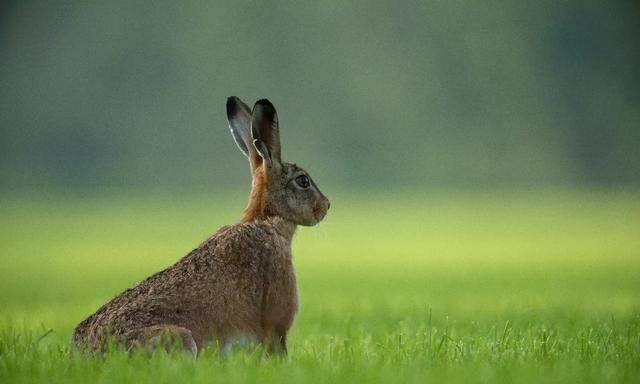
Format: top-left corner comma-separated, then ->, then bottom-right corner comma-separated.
226,96 -> 253,157
227,96 -> 262,169
251,99 -> 281,167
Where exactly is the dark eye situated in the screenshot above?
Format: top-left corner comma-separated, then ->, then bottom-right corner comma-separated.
295,174 -> 311,188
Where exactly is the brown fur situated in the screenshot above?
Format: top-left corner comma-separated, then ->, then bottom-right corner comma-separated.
241,168 -> 268,223
72,98 -> 329,355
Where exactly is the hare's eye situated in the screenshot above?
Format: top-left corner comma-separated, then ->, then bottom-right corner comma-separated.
295,175 -> 311,189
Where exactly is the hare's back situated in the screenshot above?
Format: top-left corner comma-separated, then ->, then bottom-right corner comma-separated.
73,222 -> 277,349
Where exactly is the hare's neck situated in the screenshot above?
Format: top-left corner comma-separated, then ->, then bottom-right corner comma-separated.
241,170 -> 268,222
240,169 -> 297,240
265,216 -> 297,240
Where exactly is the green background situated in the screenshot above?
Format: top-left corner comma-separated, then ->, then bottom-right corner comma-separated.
1,0 -> 639,189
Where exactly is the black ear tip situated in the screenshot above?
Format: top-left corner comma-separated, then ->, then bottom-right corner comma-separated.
253,99 -> 277,119
226,96 -> 240,117
255,99 -> 275,109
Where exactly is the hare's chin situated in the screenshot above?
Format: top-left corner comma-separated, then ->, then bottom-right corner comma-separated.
312,210 -> 328,225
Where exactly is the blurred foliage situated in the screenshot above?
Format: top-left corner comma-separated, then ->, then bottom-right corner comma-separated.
1,0 -> 639,190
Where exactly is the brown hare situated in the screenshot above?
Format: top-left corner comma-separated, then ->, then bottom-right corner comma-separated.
72,97 -> 330,355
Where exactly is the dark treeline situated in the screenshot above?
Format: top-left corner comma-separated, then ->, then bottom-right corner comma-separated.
1,0 -> 638,190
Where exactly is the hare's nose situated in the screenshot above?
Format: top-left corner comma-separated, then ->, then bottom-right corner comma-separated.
327,201 -> 331,210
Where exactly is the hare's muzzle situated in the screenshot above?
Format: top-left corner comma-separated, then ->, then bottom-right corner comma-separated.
313,197 -> 330,224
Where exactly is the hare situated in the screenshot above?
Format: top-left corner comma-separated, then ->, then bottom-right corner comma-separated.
72,97 -> 330,355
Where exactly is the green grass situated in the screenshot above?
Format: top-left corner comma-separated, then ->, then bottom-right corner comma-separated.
1,189 -> 639,383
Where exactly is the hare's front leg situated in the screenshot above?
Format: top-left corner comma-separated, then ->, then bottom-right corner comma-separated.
263,326 -> 288,355
126,325 -> 198,356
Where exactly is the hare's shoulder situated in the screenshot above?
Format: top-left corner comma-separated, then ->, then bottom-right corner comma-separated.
198,221 -> 290,261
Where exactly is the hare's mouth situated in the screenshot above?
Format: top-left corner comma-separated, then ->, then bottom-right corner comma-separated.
312,202 -> 329,224
313,211 -> 326,223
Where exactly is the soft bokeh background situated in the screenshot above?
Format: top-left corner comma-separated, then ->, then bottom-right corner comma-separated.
1,2 -> 639,383
1,0 -> 639,190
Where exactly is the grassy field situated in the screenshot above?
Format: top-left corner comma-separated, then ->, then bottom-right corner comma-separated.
1,189 -> 639,383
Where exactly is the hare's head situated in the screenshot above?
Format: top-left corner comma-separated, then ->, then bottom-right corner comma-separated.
226,97 -> 330,226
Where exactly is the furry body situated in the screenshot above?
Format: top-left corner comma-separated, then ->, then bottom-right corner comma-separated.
73,217 -> 297,353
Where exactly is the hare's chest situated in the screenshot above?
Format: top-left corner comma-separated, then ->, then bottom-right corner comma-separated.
262,249 -> 298,331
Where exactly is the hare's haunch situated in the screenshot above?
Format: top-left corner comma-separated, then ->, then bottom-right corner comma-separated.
73,98 -> 330,355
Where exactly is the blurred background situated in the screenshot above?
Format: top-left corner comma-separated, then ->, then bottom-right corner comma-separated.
1,0 -> 639,192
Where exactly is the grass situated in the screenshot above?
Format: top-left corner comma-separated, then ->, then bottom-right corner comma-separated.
1,189 -> 639,383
